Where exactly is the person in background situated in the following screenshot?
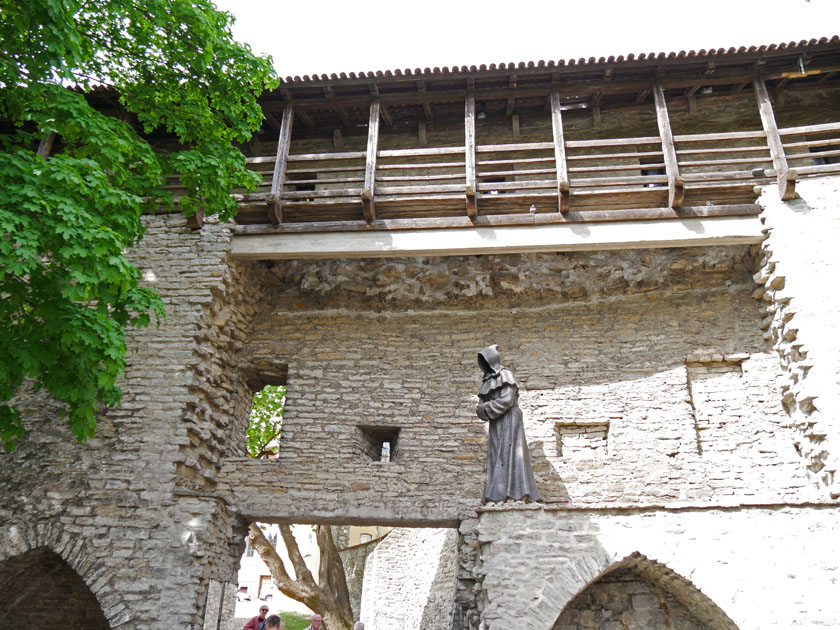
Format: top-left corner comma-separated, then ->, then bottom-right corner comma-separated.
304,613 -> 323,630
243,605 -> 270,630
354,622 -> 365,630
266,614 -> 284,630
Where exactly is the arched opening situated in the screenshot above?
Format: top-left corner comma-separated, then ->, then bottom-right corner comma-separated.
0,546 -> 110,630
552,553 -> 738,630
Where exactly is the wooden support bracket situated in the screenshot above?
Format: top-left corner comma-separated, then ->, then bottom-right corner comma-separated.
465,86 -> 478,219
186,207 -> 205,230
653,83 -> 684,208
550,87 -> 570,212
753,76 -> 796,201
267,104 -> 294,225
362,98 -> 381,223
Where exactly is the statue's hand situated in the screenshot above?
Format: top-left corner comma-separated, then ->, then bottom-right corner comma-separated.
476,402 -> 487,420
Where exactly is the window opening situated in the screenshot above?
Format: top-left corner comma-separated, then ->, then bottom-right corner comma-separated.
357,425 -> 400,462
246,383 -> 286,459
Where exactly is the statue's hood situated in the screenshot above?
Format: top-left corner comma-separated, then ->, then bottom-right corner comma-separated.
478,344 -> 502,376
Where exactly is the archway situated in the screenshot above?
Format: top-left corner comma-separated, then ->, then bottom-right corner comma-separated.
0,547 -> 110,630
551,553 -> 738,630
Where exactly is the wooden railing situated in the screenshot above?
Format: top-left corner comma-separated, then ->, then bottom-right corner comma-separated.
231,78 -> 840,231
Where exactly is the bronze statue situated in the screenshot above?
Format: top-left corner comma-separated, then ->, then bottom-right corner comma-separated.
476,345 -> 542,504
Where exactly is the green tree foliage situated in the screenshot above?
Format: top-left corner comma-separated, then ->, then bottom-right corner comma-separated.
246,385 -> 285,459
0,0 -> 277,451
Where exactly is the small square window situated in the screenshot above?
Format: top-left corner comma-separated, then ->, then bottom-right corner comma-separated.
357,425 -> 400,462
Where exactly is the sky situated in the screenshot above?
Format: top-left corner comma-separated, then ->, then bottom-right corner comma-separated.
213,0 -> 840,79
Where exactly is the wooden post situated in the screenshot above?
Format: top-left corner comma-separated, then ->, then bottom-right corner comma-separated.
36,132 -> 56,159
753,76 -> 796,200
362,98 -> 380,223
549,87 -> 570,212
653,83 -> 684,208
465,86 -> 477,219
266,105 -> 294,225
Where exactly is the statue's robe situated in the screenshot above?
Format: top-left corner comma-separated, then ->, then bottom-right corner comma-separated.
476,346 -> 542,504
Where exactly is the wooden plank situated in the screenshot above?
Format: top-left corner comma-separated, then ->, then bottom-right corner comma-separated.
477,141 -> 553,153
267,104 -> 294,225
333,129 -> 344,150
566,136 -> 661,149
465,86 -> 477,219
783,138 -> 840,150
233,205 -> 761,235
753,76 -> 796,200
418,122 -> 427,146
673,130 -> 767,143
778,121 -> 840,136
362,98 -> 380,222
550,87 -> 570,212
379,146 -> 465,158
230,215 -> 764,259
653,83 -> 684,208
287,150 -> 366,162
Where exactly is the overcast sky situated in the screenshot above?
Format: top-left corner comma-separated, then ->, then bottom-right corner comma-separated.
213,0 -> 839,79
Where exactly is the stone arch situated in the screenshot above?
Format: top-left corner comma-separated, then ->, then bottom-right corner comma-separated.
550,552 -> 739,630
0,521 -> 132,629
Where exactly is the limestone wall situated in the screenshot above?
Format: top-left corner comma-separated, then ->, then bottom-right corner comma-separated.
0,215 -> 271,629
754,176 -> 840,497
220,245 -> 818,525
473,505 -> 840,630
358,528 -> 459,630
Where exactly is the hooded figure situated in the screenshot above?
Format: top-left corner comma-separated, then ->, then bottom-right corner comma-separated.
476,345 -> 542,504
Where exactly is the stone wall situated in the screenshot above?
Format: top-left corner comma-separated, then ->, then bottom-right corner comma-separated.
0,214 -> 272,629
220,245 -> 818,525
359,528 -> 459,630
340,538 -> 380,619
754,176 -> 840,497
474,505 -> 840,630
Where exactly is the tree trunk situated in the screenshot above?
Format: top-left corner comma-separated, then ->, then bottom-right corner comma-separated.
248,523 -> 354,630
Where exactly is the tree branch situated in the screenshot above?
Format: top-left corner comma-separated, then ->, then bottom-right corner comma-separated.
248,524 -> 318,606
279,524 -> 317,588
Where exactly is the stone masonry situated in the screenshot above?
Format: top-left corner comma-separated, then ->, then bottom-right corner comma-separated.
2,179 -> 840,630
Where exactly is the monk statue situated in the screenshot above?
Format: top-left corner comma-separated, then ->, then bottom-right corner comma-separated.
476,345 -> 542,504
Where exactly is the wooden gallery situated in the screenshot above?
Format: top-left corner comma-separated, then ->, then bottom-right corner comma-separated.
2,37 -> 840,630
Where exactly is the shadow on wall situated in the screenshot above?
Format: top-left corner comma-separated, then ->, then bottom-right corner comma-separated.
551,552 -> 739,630
0,546 -> 111,630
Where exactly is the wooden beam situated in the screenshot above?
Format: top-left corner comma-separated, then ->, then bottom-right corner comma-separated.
687,94 -> 697,117
635,88 -> 650,104
465,86 -> 478,219
369,83 -> 393,128
550,87 -> 570,212
263,112 -> 282,133
418,122 -> 427,146
753,76 -> 796,200
235,205 -> 761,235
280,89 -> 314,131
417,80 -> 433,121
512,114 -> 520,139
653,83 -> 684,208
36,132 -> 56,158
323,86 -> 352,128
266,104 -> 294,225
230,215 -> 764,260
362,99 -> 380,223
332,128 -> 344,150
186,207 -> 204,230
506,74 -> 517,116
592,106 -> 601,128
